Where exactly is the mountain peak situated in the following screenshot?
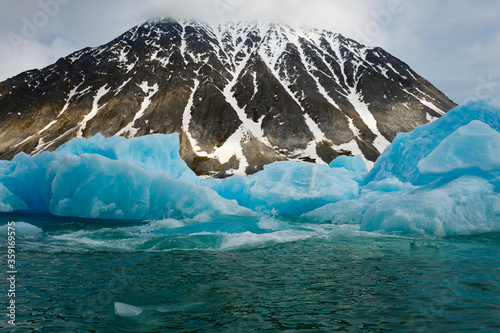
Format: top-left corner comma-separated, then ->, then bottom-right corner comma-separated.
0,19 -> 456,177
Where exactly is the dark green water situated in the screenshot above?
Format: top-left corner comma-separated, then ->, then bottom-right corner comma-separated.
1,214 -> 500,332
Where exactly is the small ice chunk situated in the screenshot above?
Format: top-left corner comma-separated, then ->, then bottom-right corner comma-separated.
114,302 -> 143,317
0,222 -> 42,237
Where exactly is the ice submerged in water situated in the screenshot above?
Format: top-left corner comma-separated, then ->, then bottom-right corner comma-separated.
0,101 -> 499,236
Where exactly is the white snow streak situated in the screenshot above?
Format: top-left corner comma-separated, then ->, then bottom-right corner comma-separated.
116,82 -> 159,137
403,88 -> 445,115
426,113 -> 438,122
12,83 -> 84,149
420,99 -> 445,115
287,27 -> 341,111
345,89 -> 390,152
31,127 -> 74,155
251,72 -> 258,100
182,79 -> 202,152
77,86 -> 110,138
327,37 -> 390,153
115,78 -> 132,95
385,63 -> 407,79
223,54 -> 263,140
58,84 -> 82,117
303,113 -> 326,142
179,22 -> 188,65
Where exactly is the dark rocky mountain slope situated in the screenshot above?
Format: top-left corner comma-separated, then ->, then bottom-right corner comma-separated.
0,19 -> 456,176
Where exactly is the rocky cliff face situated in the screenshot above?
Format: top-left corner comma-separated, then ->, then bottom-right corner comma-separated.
0,19 -> 456,176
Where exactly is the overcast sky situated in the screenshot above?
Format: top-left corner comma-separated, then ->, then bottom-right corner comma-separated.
0,0 -> 499,105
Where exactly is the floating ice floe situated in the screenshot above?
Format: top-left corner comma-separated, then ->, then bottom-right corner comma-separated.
114,302 -> 142,317
0,133 -> 253,220
0,221 -> 42,237
0,101 -> 499,237
206,160 -> 364,216
366,100 -> 500,185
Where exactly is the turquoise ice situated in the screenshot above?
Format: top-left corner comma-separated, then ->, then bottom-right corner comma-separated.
0,133 -> 252,220
206,161 -> 364,216
0,101 -> 499,236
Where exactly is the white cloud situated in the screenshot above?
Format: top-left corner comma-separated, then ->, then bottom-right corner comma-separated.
0,0 -> 376,80
468,32 -> 500,64
0,36 -> 74,79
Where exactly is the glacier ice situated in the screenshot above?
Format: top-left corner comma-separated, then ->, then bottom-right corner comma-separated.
305,101 -> 500,235
114,302 -> 143,317
50,153 -> 153,219
361,176 -> 500,236
0,134 -> 252,220
303,178 -> 417,224
206,161 -> 364,216
358,102 -> 500,235
329,155 -> 368,173
56,133 -> 199,183
0,151 -> 60,213
417,120 -> 500,174
366,100 -> 500,185
147,174 -> 251,220
0,101 -> 499,237
0,183 -> 27,212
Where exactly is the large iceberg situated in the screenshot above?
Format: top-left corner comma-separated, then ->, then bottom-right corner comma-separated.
0,101 -> 499,237
206,161 -> 364,216
361,176 -> 500,236
55,133 -> 199,183
360,102 -> 500,235
366,101 -> 500,185
0,134 -> 252,220
305,101 -> 500,235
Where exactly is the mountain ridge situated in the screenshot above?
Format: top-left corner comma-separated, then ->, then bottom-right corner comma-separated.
0,18 -> 456,176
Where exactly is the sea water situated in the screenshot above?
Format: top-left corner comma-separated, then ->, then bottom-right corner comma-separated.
1,213 -> 499,332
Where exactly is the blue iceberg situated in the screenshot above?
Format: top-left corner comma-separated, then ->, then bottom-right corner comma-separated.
359,102 -> 500,235
55,133 -> 199,183
366,100 -> 500,186
329,155 -> 368,173
206,161 -> 364,216
0,134 -> 252,220
361,175 -> 500,236
0,101 -> 499,237
305,101 -> 500,235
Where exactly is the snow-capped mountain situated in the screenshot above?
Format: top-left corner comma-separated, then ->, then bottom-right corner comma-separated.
0,19 -> 456,176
